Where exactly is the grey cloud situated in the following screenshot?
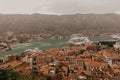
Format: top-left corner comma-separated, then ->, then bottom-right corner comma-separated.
0,0 -> 120,14
44,0 -> 120,14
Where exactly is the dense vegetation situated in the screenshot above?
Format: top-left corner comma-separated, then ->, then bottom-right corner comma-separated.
0,13 -> 120,36
0,68 -> 45,80
0,68 -> 66,80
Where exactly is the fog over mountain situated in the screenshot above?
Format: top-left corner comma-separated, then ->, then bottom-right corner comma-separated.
0,0 -> 120,14
0,13 -> 120,35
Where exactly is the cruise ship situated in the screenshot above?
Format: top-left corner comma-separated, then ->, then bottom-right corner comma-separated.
67,36 -> 91,46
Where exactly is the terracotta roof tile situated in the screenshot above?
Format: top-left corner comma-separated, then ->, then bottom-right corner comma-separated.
2,60 -> 20,68
85,61 -> 108,67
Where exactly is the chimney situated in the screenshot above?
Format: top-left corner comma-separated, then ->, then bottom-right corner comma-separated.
91,56 -> 94,61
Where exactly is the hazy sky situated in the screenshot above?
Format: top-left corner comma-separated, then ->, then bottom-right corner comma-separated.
0,0 -> 120,14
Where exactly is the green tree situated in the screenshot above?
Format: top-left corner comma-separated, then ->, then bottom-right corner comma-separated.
0,68 -> 21,80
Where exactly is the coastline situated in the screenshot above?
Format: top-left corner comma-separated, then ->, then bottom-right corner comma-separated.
11,43 -> 32,48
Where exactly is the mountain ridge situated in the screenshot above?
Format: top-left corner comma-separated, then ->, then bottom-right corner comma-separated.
0,13 -> 120,35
